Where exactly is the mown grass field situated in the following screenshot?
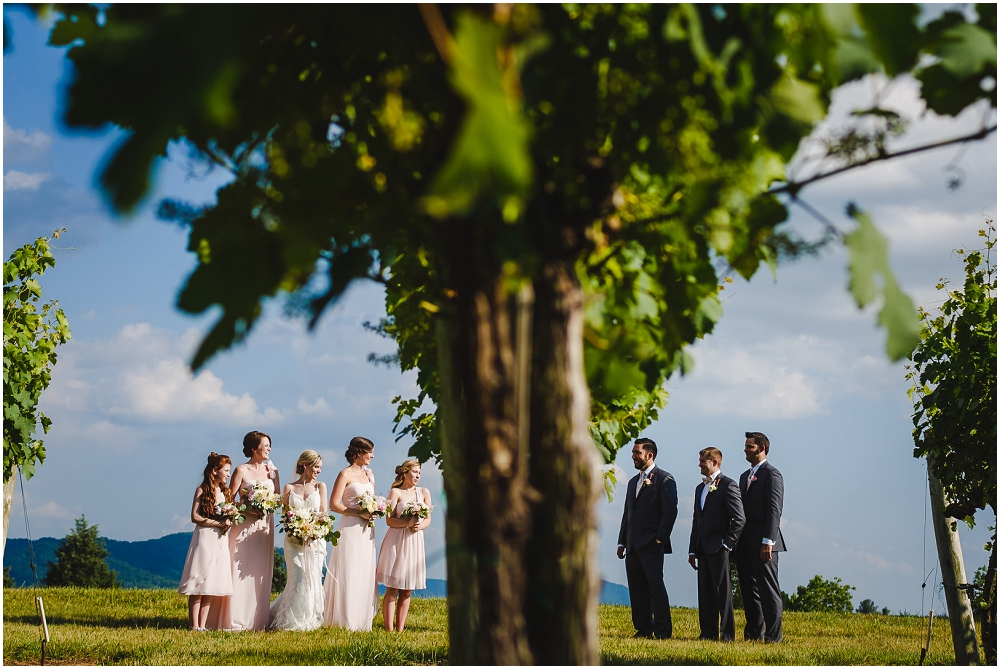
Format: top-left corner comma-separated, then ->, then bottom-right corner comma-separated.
3,587 -> 969,665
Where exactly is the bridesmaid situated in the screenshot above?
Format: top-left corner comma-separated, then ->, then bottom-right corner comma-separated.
227,430 -> 280,631
323,436 -> 379,631
178,453 -> 235,631
376,459 -> 431,632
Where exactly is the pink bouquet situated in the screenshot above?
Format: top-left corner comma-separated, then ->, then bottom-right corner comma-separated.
355,491 -> 390,528
241,481 -> 282,515
400,501 -> 432,520
214,501 -> 246,535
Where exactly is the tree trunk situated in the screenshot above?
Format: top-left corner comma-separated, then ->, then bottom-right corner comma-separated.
3,474 -> 16,550
463,277 -> 535,664
981,535 -> 996,665
437,313 -> 479,665
524,260 -> 603,665
928,458 -> 981,665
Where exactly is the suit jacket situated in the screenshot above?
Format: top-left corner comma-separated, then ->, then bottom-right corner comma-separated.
738,461 -> 786,552
688,474 -> 745,555
618,465 -> 678,553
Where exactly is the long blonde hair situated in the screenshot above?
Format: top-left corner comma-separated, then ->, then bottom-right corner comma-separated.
392,459 -> 421,489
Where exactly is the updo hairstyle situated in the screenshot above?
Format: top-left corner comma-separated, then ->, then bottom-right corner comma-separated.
345,436 -> 374,465
243,430 -> 271,458
392,459 -> 421,489
296,450 -> 323,475
199,452 -> 233,517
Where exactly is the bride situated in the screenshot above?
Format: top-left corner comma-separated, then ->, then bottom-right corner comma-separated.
269,450 -> 328,631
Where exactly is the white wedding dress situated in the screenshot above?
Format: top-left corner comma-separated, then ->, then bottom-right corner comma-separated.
268,490 -> 327,631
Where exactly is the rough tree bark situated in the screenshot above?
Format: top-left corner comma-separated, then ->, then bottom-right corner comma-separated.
438,217 -> 537,663
437,312 -> 479,664
983,540 -> 997,665
525,260 -> 603,665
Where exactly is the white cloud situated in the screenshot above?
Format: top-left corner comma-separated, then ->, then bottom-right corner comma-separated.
665,332 -> 898,419
44,323 -> 287,426
298,396 -> 332,416
108,358 -> 286,425
3,117 -> 52,165
162,514 -> 193,535
32,501 -> 73,520
4,169 -> 50,191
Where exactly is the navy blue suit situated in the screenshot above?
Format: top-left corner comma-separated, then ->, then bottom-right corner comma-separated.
736,461 -> 786,642
689,474 -> 745,640
618,464 -> 678,638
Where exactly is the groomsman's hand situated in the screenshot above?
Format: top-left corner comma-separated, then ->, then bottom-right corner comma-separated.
688,555 -> 697,570
760,544 -> 773,563
616,546 -> 625,559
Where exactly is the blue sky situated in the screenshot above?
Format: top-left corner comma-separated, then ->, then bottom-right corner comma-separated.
4,7 -> 996,613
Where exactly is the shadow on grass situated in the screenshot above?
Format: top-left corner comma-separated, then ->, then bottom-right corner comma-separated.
4,614 -> 187,630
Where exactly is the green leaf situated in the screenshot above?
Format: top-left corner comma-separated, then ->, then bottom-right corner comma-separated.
423,12 -> 534,218
769,70 -> 826,127
844,205 -> 921,361
856,4 -> 921,77
936,22 -> 997,79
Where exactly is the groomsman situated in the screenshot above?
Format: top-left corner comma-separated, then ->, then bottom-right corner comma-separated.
735,431 -> 786,643
617,438 -> 678,639
688,447 -> 745,641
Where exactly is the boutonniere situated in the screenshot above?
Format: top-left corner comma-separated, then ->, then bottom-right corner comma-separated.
708,479 -> 720,493
643,476 -> 653,487
750,475 -> 757,483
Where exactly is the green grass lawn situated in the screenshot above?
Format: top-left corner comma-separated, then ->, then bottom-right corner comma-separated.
3,587 -> 967,665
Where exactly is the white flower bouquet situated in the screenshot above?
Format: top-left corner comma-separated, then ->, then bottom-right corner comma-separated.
400,501 -> 432,520
355,491 -> 390,528
214,501 -> 246,535
241,481 -> 282,515
279,506 -> 340,546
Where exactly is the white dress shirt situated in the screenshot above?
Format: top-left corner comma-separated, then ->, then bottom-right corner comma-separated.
689,470 -> 722,556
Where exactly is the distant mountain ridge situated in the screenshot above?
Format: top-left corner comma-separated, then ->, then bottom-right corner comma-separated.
4,533 -> 629,605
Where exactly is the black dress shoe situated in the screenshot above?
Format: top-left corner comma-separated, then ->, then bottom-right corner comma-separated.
655,633 -> 672,640
633,632 -> 654,639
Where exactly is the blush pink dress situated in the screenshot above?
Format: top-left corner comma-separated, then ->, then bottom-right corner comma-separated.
376,487 -> 427,591
178,489 -> 233,630
227,478 -> 275,631
323,481 -> 379,631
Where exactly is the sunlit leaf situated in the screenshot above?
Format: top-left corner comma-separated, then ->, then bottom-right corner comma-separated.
844,204 -> 921,361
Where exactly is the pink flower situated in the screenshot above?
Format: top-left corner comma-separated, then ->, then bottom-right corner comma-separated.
265,460 -> 278,479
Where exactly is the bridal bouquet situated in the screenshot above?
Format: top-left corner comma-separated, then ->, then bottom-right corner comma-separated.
280,506 -> 341,546
400,501 -> 432,520
241,481 -> 282,515
214,501 -> 246,535
355,491 -> 390,528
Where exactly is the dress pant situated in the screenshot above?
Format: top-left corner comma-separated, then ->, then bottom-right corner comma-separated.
735,541 -> 782,642
696,546 -> 735,641
625,544 -> 672,638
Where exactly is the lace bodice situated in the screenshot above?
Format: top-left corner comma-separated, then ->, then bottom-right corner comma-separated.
288,489 -> 321,513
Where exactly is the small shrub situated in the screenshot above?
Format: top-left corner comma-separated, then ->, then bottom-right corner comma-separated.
44,516 -> 119,588
783,575 -> 855,613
